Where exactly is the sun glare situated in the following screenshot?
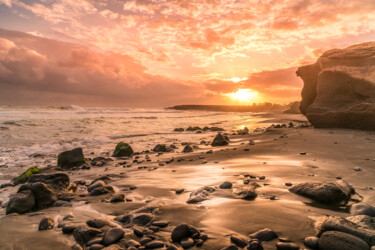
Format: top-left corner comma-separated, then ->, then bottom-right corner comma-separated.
227,89 -> 258,103
229,77 -> 248,83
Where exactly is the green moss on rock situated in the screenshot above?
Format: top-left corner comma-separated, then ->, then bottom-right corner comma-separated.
112,142 -> 133,157
13,166 -> 40,185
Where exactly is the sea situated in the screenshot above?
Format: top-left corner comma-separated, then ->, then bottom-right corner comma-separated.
0,105 -> 270,171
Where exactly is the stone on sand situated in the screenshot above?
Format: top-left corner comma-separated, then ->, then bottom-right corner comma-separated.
38,216 -> 54,231
18,182 -> 57,209
132,213 -> 154,226
58,148 -> 85,168
6,189 -> 35,214
211,133 -> 229,146
318,231 -> 369,250
112,142 -> 133,157
102,228 -> 124,246
249,228 -> 278,241
171,224 -> 191,242
219,181 -> 233,189
73,225 -> 102,246
28,172 -> 70,190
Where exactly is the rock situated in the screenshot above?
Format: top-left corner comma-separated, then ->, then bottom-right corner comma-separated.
181,238 -> 195,248
219,181 -> 233,189
58,148 -> 85,168
174,128 -> 184,132
153,144 -> 168,152
88,181 -> 105,192
152,221 -> 169,227
248,238 -> 263,250
115,214 -> 132,224
187,186 -> 216,203
354,167 -> 362,171
73,225 -> 102,246
182,145 -> 193,153
38,216 -> 54,230
315,215 -> 375,246
276,242 -> 300,250
304,236 -> 319,249
89,186 -> 114,196
318,231 -> 369,250
234,187 -> 257,200
72,243 -> 83,250
186,126 -> 202,131
171,224 -> 191,242
145,240 -> 165,249
6,190 -> 36,214
89,244 -> 105,250
110,193 -> 125,203
126,239 -> 141,248
296,42 -> 375,130
230,235 -> 247,248
132,213 -> 153,226
249,228 -> 278,241
87,218 -> 110,228
112,142 -> 133,157
211,133 -> 229,146
167,244 -> 181,250
18,182 -> 57,209
102,244 -> 121,250
175,189 -> 184,194
62,223 -> 76,234
28,173 -> 69,190
102,228 -> 124,246
351,204 -> 375,217
221,245 -> 238,250
289,181 -> 353,204
12,166 -> 40,185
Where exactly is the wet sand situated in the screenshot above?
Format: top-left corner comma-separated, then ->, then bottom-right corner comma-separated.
1,113 -> 375,249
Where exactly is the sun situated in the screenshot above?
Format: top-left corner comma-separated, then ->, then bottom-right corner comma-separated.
227,89 -> 258,103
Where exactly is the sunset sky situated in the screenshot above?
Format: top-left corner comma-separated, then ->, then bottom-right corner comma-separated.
1,0 -> 375,107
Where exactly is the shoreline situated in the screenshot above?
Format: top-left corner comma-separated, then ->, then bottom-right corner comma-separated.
0,113 -> 375,249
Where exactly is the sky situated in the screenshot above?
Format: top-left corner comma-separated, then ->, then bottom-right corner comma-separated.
0,0 -> 375,107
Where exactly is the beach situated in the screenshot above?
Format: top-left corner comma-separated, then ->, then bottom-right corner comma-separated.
0,108 -> 374,249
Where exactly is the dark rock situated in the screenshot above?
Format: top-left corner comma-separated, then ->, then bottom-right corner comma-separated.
38,216 -> 54,230
139,237 -> 152,246
87,238 -> 103,246
171,224 -> 191,242
289,180 -> 353,204
1,182 -> 14,188
175,189 -> 184,194
187,186 -> 216,204
89,244 -> 105,250
182,145 -> 193,153
6,189 -> 35,214
112,142 -> 133,157
248,238 -> 263,250
152,221 -> 169,227
230,235 -> 247,248
153,144 -> 168,152
73,225 -> 102,246
276,242 -> 300,250
87,218 -> 110,228
219,181 -> 233,189
318,231 -> 369,250
114,214 -> 132,224
181,238 -> 195,248
234,187 -> 257,200
126,239 -> 141,248
132,213 -> 154,226
58,148 -> 85,168
249,228 -> 278,241
211,133 -> 229,146
88,181 -> 105,192
62,223 -> 76,234
174,128 -> 184,132
221,245 -> 238,250
72,243 -> 83,250
28,173 -> 69,190
133,227 -> 143,237
304,236 -> 319,249
145,240 -> 165,249
12,166 -> 40,185
296,42 -> 375,130
351,204 -> 375,217
18,182 -> 57,209
102,228 -> 124,246
110,193 -> 125,203
89,186 -> 114,196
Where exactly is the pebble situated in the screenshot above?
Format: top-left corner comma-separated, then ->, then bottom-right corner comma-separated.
276,242 -> 300,250
353,167 -> 362,171
303,236 -> 319,249
38,216 -> 54,231
219,181 -> 233,189
102,228 -> 124,246
230,235 -> 247,248
171,224 -> 190,242
249,228 -> 278,241
175,189 -> 184,194
181,238 -> 195,248
145,240 -> 165,249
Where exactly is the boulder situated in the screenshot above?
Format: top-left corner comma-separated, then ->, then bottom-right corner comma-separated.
153,144 -> 168,152
38,216 -> 54,231
12,166 -> 40,185
318,231 -> 369,250
102,228 -> 124,246
132,213 -> 154,226
249,228 -> 278,241
296,42 -> 375,130
28,173 -> 69,190
6,190 -> 35,214
171,224 -> 191,242
211,133 -> 229,146
182,145 -> 193,153
289,181 -> 354,204
315,215 -> 375,246
73,225 -> 102,246
219,181 -> 233,189
233,187 -> 257,200
112,142 -> 133,157
18,182 -> 57,209
58,148 -> 85,168
187,186 -> 216,204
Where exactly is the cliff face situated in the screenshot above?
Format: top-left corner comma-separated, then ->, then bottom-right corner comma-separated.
297,42 -> 375,130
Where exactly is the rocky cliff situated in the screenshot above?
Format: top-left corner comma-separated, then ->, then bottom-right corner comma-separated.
297,42 -> 375,130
